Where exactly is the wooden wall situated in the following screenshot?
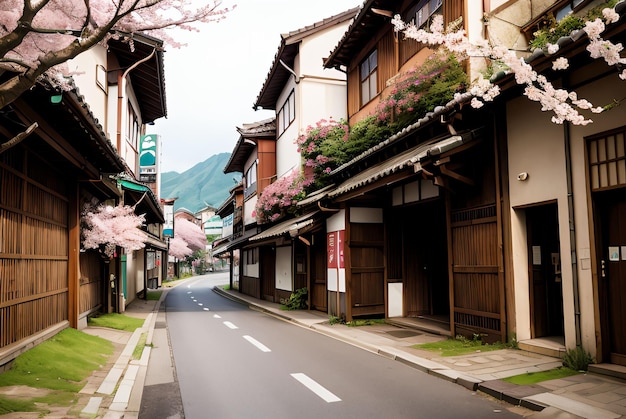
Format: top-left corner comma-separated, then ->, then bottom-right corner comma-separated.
0,145 -> 71,349
348,222 -> 385,318
79,251 -> 103,316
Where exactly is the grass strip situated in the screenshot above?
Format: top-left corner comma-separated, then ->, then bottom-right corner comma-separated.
0,328 -> 113,392
412,336 -> 509,356
88,313 -> 144,332
503,367 -> 579,385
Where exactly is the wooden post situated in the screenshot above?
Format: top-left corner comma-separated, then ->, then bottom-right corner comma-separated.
68,182 -> 80,328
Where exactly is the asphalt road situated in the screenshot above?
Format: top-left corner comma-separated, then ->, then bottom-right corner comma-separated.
161,273 -> 523,419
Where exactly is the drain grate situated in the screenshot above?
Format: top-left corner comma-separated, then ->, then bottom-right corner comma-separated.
386,330 -> 421,338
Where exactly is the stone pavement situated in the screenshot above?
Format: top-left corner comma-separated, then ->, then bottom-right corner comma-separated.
81,280 -> 626,418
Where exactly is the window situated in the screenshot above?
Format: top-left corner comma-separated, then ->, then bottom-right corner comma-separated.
555,0 -> 586,21
277,90 -> 295,137
126,103 -> 139,150
244,160 -> 258,198
360,49 -> 377,106
414,0 -> 443,28
243,248 -> 259,277
588,127 -> 626,191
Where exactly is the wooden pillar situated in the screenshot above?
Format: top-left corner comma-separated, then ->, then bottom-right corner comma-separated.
67,182 -> 80,328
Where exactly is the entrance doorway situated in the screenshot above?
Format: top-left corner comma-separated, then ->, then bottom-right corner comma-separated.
526,203 -> 564,338
401,200 -> 449,320
596,192 -> 626,365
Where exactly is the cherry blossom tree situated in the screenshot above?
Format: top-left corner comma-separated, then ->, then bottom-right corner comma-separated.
0,0 -> 235,109
168,235 -> 192,259
391,5 -> 625,126
168,217 -> 207,259
81,203 -> 146,258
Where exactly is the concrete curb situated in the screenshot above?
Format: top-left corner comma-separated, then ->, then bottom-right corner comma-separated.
123,293 -> 164,418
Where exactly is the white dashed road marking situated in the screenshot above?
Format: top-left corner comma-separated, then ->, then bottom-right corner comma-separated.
223,321 -> 238,329
243,335 -> 271,352
290,373 -> 341,403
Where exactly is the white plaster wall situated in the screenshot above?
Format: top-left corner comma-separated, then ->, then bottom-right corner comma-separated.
350,207 -> 383,223
275,20 -> 350,179
275,246 -> 293,291
244,150 -> 259,227
244,195 -> 258,226
506,70 -> 626,354
68,47 -> 108,135
327,209 -> 346,232
300,78 -> 347,128
566,73 -> 626,354
299,23 -> 351,79
276,77 -> 300,179
507,95 -> 575,347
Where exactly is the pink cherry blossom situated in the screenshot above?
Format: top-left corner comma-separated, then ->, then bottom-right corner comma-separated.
81,203 -> 146,257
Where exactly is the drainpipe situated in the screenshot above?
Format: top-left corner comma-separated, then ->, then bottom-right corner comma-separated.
116,48 -> 156,152
564,120 -> 582,347
279,59 -> 300,84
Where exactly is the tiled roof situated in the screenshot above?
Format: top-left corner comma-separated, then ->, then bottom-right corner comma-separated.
224,118 -> 276,174
253,7 -> 360,110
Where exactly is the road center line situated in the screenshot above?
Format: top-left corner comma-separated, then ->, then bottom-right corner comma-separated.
223,321 -> 238,329
290,373 -> 341,403
243,335 -> 271,352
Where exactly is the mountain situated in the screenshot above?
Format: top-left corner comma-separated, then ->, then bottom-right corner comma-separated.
160,153 -> 239,213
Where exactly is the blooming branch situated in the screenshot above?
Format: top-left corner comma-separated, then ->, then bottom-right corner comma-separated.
81,203 -> 146,258
392,7 -> 625,125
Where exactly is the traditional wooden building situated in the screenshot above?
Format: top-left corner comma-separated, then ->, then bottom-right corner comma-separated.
1,32 -> 168,365
0,76 -> 126,365
218,8 -> 358,309
320,0 -> 508,342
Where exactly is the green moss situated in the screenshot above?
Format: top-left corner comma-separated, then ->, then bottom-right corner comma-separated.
503,367 -> 579,385
88,312 -> 144,332
0,328 -> 113,392
413,334 -> 510,356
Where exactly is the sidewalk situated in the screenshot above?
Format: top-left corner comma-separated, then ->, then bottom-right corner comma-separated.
86,284 -> 626,418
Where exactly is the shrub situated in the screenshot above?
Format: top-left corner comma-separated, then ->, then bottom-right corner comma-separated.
528,0 -> 620,50
562,346 -> 594,371
280,287 -> 308,310
253,169 -> 306,224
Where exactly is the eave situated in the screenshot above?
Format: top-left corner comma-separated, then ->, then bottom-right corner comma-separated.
254,7 -> 360,110
324,0 -> 397,70
223,118 -> 276,174
108,33 -> 167,123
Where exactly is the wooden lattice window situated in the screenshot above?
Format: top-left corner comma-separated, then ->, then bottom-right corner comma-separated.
588,127 -> 626,191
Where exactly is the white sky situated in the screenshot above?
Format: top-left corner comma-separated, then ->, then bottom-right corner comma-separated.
147,0 -> 362,173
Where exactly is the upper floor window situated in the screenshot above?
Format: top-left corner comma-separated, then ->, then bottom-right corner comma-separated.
413,0 -> 443,28
360,49 -> 377,106
554,0 -> 586,21
277,90 -> 295,137
244,160 -> 258,199
127,103 -> 139,150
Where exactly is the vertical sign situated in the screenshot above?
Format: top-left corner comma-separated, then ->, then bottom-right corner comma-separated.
163,204 -> 174,237
139,134 -> 157,183
338,230 -> 345,268
327,232 -> 337,268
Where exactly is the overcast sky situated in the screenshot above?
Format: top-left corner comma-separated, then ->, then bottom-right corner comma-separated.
146,0 -> 362,174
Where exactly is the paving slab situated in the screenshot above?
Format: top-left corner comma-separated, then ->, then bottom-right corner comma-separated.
523,393 -> 621,419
